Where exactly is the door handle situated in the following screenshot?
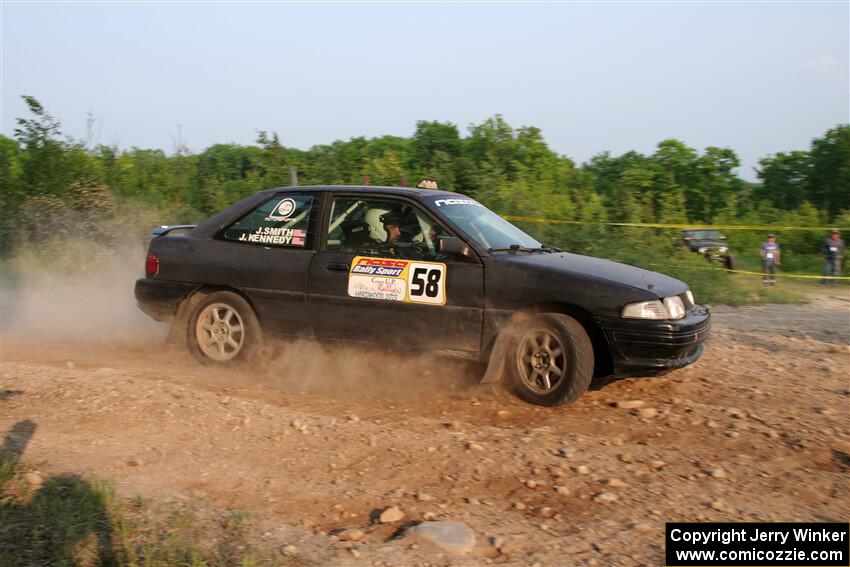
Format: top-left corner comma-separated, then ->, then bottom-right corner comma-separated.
326,263 -> 350,272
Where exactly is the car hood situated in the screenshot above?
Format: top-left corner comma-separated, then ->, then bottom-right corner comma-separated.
499,251 -> 689,298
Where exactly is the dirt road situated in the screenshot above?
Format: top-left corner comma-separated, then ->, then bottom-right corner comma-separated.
2,289 -> 849,566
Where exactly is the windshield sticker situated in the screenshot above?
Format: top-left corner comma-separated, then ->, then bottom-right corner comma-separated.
433,198 -> 483,207
238,227 -> 306,246
266,198 -> 297,221
347,256 -> 446,305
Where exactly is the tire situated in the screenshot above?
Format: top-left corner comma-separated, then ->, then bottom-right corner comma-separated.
724,254 -> 737,271
505,313 -> 594,407
186,291 -> 263,366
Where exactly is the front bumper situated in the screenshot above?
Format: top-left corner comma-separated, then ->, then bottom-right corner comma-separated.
134,278 -> 199,322
596,306 -> 711,377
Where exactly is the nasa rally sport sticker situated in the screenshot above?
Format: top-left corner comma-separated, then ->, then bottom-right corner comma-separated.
347,256 -> 446,305
266,197 -> 297,221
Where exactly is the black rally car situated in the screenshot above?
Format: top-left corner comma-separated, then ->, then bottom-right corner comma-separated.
135,185 -> 710,406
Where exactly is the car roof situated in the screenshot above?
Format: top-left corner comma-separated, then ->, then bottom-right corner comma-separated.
256,185 -> 463,199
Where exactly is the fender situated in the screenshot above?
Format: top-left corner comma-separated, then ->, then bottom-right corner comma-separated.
480,326 -> 515,384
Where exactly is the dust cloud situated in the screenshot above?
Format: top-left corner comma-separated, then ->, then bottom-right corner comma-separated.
1,239 -> 166,342
253,339 -> 484,400
0,236 -> 482,401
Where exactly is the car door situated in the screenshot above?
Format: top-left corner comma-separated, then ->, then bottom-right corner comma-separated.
306,194 -> 485,354
196,191 -> 323,337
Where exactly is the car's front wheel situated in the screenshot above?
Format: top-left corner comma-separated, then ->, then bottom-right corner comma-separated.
505,313 -> 594,407
187,291 -> 263,366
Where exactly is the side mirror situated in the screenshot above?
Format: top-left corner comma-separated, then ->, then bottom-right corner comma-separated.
438,236 -> 472,258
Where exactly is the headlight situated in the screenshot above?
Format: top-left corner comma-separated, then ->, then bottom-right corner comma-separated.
664,296 -> 685,319
719,247 -> 727,253
622,300 -> 667,320
697,247 -> 708,253
685,289 -> 695,306
622,296 -> 686,320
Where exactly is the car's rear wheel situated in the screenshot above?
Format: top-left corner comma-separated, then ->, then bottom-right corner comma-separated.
506,313 -> 593,407
187,291 -> 262,366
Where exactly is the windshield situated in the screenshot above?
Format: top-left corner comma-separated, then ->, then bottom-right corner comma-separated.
428,197 -> 541,251
684,230 -> 722,240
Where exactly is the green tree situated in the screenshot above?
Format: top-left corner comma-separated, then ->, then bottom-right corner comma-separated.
754,150 -> 812,210
14,96 -> 75,197
412,121 -> 461,170
808,125 -> 850,216
698,146 -> 742,222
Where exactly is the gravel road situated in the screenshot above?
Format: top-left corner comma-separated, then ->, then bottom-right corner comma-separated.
2,288 -> 848,566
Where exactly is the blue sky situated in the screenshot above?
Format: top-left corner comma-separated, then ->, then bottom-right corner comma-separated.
2,2 -> 848,180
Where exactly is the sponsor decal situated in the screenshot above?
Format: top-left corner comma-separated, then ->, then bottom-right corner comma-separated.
433,198 -> 483,207
238,227 -> 306,246
348,276 -> 406,302
347,256 -> 447,305
266,198 -> 297,221
350,257 -> 408,277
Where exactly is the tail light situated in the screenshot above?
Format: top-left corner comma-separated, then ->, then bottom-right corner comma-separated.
145,252 -> 159,278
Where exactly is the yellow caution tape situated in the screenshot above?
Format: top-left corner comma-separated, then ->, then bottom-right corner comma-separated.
724,268 -> 850,280
502,215 -> 850,232
639,262 -> 850,280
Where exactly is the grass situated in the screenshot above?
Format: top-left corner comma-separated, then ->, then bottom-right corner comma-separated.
0,453 -> 292,567
523,224 -> 845,306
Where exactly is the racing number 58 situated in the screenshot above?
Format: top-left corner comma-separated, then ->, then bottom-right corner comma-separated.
408,262 -> 446,305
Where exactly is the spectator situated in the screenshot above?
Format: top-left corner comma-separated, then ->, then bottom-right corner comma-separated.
760,234 -> 781,286
821,230 -> 846,285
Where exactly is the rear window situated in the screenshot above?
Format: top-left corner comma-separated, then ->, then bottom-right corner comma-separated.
222,194 -> 317,248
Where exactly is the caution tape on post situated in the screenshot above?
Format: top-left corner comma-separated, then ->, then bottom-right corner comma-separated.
641,262 -> 850,280
501,215 -> 850,233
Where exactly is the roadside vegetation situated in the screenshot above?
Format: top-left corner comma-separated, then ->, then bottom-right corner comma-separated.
1,96 -> 847,303
0,453 -> 284,567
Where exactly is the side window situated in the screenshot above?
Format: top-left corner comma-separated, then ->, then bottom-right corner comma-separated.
326,196 -> 450,260
222,194 -> 317,249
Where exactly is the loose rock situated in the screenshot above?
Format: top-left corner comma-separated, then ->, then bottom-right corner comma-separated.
378,506 -> 405,523
336,528 -> 364,542
408,521 -> 476,555
616,400 -> 645,409
594,492 -> 619,503
638,408 -> 658,419
24,472 -> 43,486
534,506 -> 555,518
710,500 -> 730,512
